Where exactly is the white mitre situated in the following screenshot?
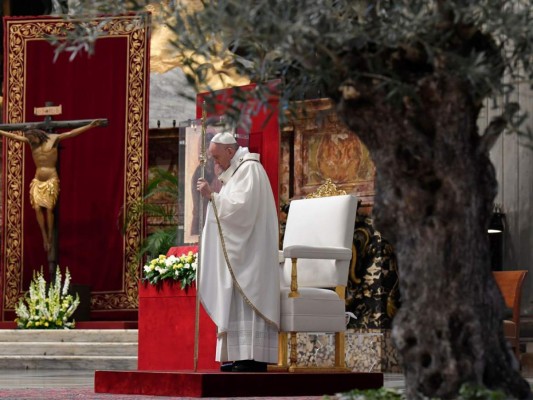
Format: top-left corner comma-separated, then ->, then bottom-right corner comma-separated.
211,131 -> 237,144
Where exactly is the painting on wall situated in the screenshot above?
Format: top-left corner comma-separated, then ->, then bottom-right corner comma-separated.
287,98 -> 376,211
301,132 -> 374,189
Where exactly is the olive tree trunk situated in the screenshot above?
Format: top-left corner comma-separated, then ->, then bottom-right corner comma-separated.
335,74 -> 531,399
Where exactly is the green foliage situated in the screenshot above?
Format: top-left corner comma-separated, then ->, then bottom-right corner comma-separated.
60,1 -> 533,137
457,384 -> 507,400
333,384 -> 508,400
122,167 -> 180,260
144,167 -> 180,201
15,267 -> 80,329
50,2 -> 533,397
334,388 -> 403,400
139,226 -> 178,261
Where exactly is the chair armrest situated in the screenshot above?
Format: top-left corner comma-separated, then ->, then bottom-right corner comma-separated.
283,245 -> 352,260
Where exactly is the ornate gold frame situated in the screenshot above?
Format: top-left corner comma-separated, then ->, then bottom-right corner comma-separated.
305,178 -> 347,199
2,15 -> 149,313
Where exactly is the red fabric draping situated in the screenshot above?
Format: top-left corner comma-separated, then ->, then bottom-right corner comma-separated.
1,16 -> 149,319
21,38 -> 127,291
167,245 -> 198,258
196,81 -> 281,210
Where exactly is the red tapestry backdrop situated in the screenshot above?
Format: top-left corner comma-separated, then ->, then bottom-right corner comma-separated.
1,16 -> 149,320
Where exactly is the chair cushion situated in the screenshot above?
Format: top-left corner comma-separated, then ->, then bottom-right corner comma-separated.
283,245 -> 352,260
280,287 -> 345,332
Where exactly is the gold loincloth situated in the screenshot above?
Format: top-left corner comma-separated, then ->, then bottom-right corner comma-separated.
29,177 -> 60,210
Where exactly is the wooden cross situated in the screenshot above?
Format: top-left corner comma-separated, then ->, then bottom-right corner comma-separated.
0,102 -> 108,131
0,102 -> 108,281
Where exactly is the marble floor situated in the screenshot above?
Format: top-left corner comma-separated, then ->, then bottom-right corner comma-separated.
0,370 -> 94,389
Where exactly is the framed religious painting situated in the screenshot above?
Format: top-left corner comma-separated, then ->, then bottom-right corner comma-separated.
285,98 -> 375,213
178,117 -> 250,245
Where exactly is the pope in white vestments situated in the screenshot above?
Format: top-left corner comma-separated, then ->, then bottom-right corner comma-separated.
197,131 -> 280,372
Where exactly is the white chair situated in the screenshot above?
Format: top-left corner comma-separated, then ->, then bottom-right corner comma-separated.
277,193 -> 358,372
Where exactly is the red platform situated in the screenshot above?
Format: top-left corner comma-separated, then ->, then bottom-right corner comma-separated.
95,370 -> 384,397
137,279 -> 218,370
97,245 -> 384,397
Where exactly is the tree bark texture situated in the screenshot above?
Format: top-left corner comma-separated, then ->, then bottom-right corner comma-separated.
335,75 -> 532,399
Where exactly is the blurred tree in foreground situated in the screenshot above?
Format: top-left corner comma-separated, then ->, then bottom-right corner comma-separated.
64,1 -> 532,398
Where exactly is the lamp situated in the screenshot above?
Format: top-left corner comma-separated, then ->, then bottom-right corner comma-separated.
488,205 -> 505,234
488,204 -> 505,271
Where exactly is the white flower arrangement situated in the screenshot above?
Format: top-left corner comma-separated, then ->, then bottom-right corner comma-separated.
143,251 -> 197,288
15,267 -> 80,329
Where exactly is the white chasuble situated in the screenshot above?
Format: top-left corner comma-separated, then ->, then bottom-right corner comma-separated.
199,147 -> 280,363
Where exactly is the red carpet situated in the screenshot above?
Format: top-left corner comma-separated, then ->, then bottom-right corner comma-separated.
95,370 -> 383,397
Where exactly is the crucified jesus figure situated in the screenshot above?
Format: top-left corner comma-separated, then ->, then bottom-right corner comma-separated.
0,119 -> 105,253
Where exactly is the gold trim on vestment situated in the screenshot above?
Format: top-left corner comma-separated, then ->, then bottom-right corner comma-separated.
3,15 -> 148,312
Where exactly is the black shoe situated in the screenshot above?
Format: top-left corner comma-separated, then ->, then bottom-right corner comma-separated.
220,362 -> 234,372
231,360 -> 267,372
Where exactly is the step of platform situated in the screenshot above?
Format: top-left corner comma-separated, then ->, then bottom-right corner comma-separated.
0,329 -> 138,370
0,342 -> 137,356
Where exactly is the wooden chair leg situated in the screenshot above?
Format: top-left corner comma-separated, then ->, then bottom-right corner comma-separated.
277,332 -> 288,368
334,331 -> 346,369
289,332 -> 298,372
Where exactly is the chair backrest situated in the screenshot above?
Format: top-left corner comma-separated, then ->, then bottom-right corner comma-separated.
493,270 -> 527,324
281,194 -> 358,288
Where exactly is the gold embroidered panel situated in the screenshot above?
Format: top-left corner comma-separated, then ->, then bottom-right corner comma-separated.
2,15 -> 149,317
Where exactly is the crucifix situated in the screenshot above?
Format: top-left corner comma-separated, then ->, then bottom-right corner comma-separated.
0,102 -> 108,281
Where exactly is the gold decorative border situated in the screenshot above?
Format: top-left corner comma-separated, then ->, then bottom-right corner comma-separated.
2,15 -> 148,312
